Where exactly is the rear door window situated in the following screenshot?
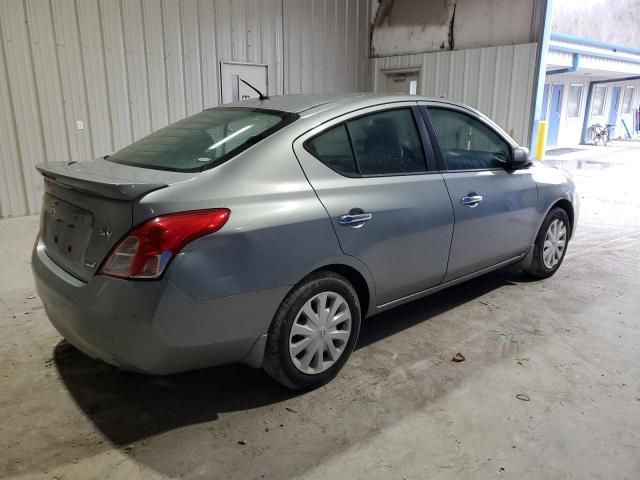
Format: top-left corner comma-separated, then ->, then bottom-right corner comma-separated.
107,108 -> 294,172
305,125 -> 358,175
347,109 -> 427,175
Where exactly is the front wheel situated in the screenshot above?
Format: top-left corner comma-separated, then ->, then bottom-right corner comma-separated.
263,271 -> 361,390
524,207 -> 570,279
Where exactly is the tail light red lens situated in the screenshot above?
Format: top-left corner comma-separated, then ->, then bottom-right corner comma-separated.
99,209 -> 230,279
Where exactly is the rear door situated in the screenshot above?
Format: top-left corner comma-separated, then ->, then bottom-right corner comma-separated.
420,104 -> 538,281
293,103 -> 454,306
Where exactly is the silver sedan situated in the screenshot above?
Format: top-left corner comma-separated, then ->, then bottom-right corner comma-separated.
32,94 -> 578,389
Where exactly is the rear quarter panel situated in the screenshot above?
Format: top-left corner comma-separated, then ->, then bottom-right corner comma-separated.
135,132 -> 375,305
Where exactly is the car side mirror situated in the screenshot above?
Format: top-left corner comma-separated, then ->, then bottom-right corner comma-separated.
510,146 -> 532,170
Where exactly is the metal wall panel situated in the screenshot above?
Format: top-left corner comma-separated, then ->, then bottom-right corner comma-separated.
0,12 -> 26,218
0,0 -> 371,217
199,0 -> 219,109
77,0 -> 114,155
25,0 -> 69,174
142,0 -> 171,130
162,0 -> 187,123
283,0 -> 372,95
122,0 -> 153,139
0,0 -> 45,214
181,0 -> 204,116
51,0 -> 93,164
373,43 -> 539,146
102,0 -> 134,148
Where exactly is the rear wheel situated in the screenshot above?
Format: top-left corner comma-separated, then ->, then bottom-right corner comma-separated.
263,271 -> 361,390
524,207 -> 570,279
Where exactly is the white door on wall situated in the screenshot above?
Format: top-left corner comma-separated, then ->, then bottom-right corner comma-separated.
381,69 -> 420,95
220,62 -> 268,104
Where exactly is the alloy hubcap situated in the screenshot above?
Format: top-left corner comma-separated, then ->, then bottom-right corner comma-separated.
543,218 -> 567,269
289,292 -> 352,375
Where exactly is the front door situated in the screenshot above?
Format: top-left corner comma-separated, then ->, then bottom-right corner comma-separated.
422,105 -> 538,281
294,104 -> 454,306
608,86 -> 622,128
547,84 -> 564,146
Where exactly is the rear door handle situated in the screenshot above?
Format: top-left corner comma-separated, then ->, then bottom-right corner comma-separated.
339,212 -> 373,227
461,194 -> 483,207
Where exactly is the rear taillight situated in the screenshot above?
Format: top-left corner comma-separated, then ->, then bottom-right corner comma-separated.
99,209 -> 230,280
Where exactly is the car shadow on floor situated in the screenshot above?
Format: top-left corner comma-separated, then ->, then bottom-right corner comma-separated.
54,268 -> 525,448
356,267 -> 526,350
53,342 -> 297,446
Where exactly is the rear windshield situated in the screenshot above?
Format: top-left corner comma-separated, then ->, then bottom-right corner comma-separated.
107,108 -> 295,172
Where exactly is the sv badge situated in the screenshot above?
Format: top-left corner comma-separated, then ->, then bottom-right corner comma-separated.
98,226 -> 113,240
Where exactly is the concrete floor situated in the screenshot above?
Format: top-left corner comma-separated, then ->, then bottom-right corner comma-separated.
1,144 -> 639,480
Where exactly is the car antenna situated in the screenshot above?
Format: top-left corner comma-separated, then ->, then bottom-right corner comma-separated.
239,78 -> 268,100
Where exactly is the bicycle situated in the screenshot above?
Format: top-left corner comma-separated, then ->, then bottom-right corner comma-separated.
590,123 -> 615,146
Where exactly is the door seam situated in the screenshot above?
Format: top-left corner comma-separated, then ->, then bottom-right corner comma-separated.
439,172 -> 457,284
289,143 -> 378,300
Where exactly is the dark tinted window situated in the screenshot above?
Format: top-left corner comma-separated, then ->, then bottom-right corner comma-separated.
427,108 -> 511,171
347,109 -> 427,175
108,108 -> 290,172
306,125 -> 358,175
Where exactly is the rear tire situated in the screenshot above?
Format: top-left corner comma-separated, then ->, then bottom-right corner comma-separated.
263,271 -> 361,390
524,207 -> 570,279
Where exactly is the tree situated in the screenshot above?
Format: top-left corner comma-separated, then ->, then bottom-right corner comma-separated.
552,0 -> 640,47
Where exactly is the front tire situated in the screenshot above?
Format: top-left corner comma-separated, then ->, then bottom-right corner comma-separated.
525,207 -> 570,279
263,271 -> 361,390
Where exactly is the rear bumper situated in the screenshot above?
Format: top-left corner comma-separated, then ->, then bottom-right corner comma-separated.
32,240 -> 288,374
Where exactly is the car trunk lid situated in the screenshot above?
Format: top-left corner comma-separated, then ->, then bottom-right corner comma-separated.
37,159 -> 199,282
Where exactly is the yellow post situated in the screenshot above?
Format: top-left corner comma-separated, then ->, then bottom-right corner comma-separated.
535,121 -> 548,160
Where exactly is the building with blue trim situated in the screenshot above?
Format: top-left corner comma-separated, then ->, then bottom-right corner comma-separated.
542,33 -> 640,147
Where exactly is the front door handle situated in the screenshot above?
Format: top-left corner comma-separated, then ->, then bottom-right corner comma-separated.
339,210 -> 373,227
461,194 -> 483,207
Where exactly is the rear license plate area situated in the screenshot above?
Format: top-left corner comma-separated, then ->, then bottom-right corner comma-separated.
42,193 -> 94,264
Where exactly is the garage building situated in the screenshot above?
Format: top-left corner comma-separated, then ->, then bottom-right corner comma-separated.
2,1 -> 640,479
5,1 -> 640,218
0,0 -> 372,218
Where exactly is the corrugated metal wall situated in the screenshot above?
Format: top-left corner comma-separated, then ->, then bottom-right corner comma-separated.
283,0 -> 371,95
373,43 -> 538,146
0,0 -> 372,218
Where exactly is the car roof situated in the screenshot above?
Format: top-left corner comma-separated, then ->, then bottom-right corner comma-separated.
222,93 -> 464,114
220,93 -> 518,147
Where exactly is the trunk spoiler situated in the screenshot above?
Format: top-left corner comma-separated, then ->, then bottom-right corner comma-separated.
36,161 -> 176,201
